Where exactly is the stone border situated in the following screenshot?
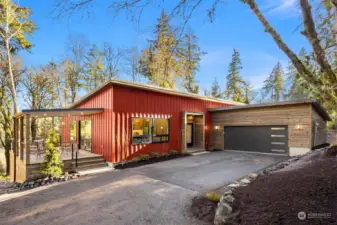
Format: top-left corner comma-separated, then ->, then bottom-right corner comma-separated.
2,173 -> 82,195
213,151 -> 324,225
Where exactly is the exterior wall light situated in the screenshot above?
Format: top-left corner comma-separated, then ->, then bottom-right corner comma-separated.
296,124 -> 303,130
215,125 -> 220,130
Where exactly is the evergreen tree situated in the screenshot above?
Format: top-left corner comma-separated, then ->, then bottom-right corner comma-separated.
225,49 -> 245,102
211,77 -> 222,98
262,62 -> 285,102
178,28 -> 205,94
139,10 -> 179,88
85,44 -> 105,90
41,129 -> 64,178
285,48 -> 317,100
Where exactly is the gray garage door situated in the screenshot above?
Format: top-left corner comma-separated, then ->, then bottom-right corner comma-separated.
224,126 -> 288,155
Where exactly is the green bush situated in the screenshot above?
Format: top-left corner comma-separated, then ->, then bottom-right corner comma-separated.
139,154 -> 150,161
169,150 -> 178,155
162,153 -> 169,158
151,152 -> 159,158
41,129 -> 64,178
206,192 -> 220,202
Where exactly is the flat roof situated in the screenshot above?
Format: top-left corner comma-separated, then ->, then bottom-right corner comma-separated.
70,79 -> 245,108
208,99 -> 331,121
16,108 -> 104,118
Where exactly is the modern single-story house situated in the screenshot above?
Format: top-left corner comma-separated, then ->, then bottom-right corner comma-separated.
10,79 -> 331,182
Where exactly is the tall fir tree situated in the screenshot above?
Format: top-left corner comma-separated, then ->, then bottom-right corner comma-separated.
178,28 -> 205,94
84,44 -> 105,90
139,10 -> 179,88
262,62 -> 285,102
285,48 -> 316,100
211,77 -> 222,98
225,49 -> 245,102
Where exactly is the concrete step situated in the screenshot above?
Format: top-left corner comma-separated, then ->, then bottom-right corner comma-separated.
75,162 -> 108,171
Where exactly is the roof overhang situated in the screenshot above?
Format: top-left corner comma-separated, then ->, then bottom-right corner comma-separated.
208,99 -> 331,121
70,79 -> 245,108
16,108 -> 104,118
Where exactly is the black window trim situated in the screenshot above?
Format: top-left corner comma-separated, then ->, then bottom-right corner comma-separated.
131,117 -> 170,144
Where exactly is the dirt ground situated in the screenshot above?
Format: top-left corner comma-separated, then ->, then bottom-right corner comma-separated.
226,148 -> 337,225
190,196 -> 218,224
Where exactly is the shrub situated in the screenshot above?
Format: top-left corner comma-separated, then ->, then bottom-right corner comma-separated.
139,154 -> 150,161
169,150 -> 178,155
206,192 -> 220,202
151,152 -> 159,158
41,129 -> 64,178
162,153 -> 169,158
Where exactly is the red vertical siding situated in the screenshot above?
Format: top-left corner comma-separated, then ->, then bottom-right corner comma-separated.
61,85 -> 113,162
111,85 -> 230,162
62,83 -> 231,163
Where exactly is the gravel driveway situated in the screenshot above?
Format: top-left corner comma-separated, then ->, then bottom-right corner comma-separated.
0,151 -> 287,225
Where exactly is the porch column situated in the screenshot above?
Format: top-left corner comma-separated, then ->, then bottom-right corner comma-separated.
181,111 -> 186,153
14,117 -> 18,156
25,114 -> 31,165
20,117 -> 24,160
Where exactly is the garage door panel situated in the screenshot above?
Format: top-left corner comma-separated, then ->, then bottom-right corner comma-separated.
224,126 -> 288,154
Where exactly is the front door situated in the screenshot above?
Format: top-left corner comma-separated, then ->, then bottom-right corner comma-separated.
79,120 -> 92,152
186,123 -> 194,148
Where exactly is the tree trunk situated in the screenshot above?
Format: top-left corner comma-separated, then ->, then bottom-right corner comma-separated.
5,40 -> 18,115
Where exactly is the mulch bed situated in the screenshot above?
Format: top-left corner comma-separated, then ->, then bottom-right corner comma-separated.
114,154 -> 190,169
226,148 -> 337,225
190,196 -> 218,224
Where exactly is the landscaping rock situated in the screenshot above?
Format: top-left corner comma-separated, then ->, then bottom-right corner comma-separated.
228,183 -> 240,188
214,202 -> 232,225
224,190 -> 232,196
248,173 -> 258,179
241,178 -> 251,184
223,194 -> 235,203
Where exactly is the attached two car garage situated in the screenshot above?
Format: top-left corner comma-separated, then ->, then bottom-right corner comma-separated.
209,99 -> 331,156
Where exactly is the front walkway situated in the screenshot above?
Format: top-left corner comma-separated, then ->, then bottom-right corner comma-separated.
0,151 -> 287,225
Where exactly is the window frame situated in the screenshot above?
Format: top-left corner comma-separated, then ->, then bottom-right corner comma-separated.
131,118 -> 153,144
152,118 -> 170,143
131,118 -> 170,144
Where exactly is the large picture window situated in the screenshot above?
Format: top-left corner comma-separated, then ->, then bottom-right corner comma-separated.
132,118 -> 152,144
152,119 -> 169,143
132,118 -> 170,144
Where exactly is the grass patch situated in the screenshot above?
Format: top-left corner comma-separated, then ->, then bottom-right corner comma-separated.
206,192 -> 220,202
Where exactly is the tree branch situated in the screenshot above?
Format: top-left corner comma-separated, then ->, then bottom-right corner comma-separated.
241,0 -> 336,103
299,0 -> 337,84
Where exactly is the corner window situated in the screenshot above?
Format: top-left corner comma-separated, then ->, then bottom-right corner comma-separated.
152,119 -> 169,143
132,118 -> 152,144
131,118 -> 170,144
70,121 -> 77,141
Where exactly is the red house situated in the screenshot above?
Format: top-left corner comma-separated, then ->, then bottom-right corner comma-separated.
60,79 -> 240,164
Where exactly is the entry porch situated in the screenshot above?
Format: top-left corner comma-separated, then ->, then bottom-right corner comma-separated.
10,108 -> 105,182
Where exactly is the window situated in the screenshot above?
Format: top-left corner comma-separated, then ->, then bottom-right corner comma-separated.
132,118 -> 152,144
131,118 -> 170,144
80,120 -> 92,151
70,121 -> 77,141
152,119 -> 169,143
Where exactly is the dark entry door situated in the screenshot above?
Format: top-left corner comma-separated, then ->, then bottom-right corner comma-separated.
224,126 -> 288,154
186,123 -> 194,147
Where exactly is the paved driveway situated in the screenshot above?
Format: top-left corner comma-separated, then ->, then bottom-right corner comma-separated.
0,151 -> 287,225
